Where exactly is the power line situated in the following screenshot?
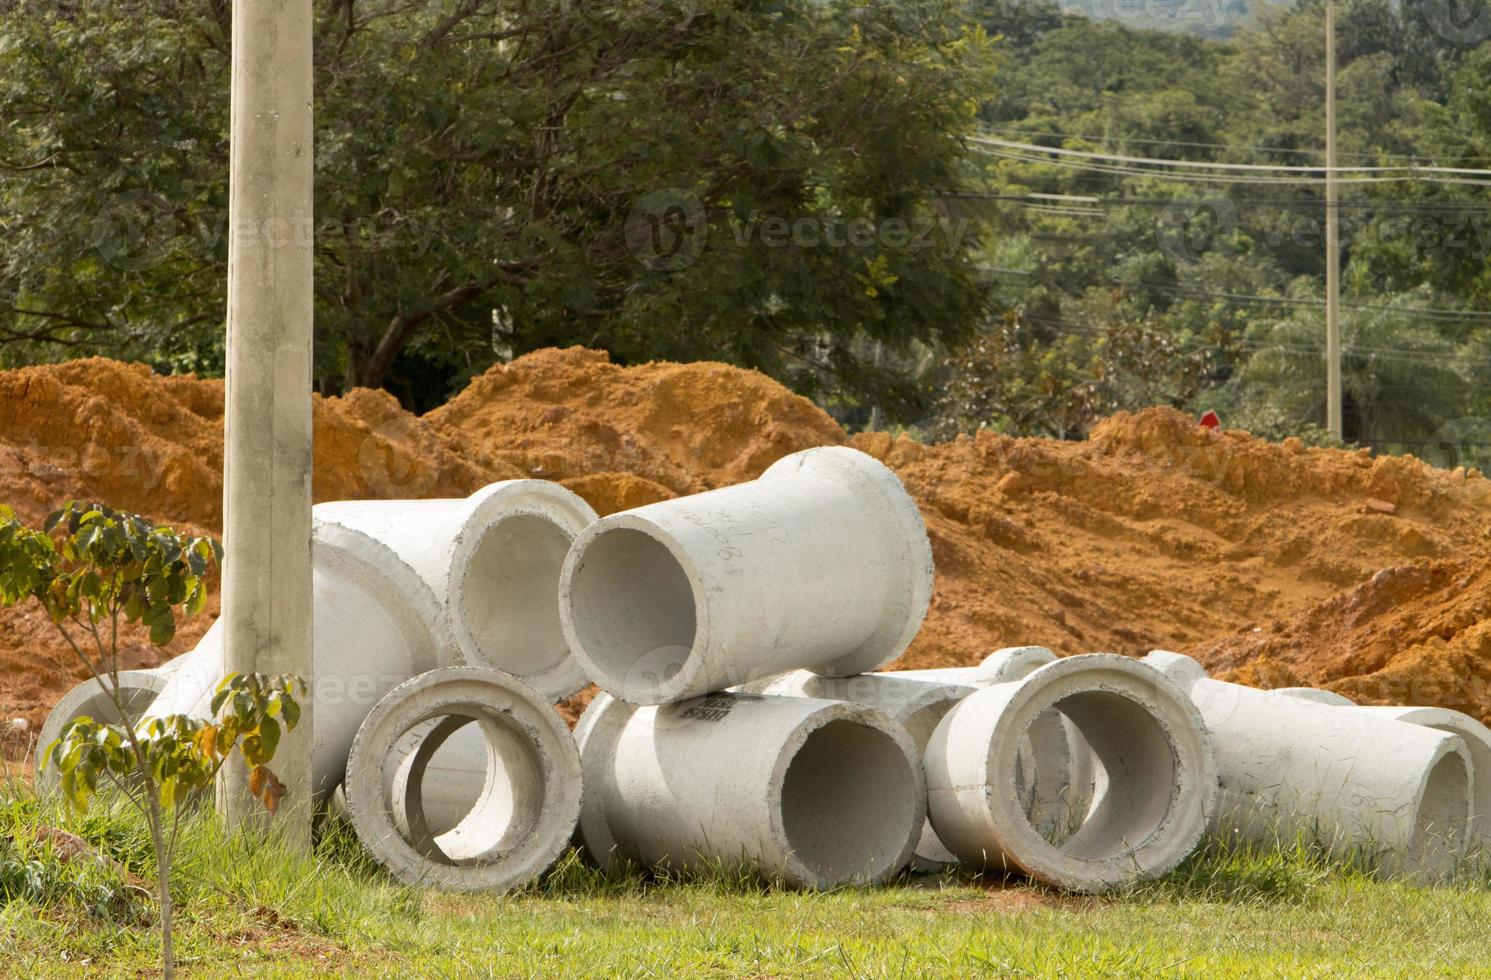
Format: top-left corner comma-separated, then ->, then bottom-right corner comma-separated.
970,139 -> 1491,186
979,126 -> 1491,166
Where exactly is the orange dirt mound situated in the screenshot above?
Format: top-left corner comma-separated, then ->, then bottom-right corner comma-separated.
3,348 -> 1490,746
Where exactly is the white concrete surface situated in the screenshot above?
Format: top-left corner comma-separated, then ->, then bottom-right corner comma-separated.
738,670 -> 975,870
343,667 -> 581,891
35,670 -> 171,787
136,518 -> 453,802
1146,651 -> 1473,878
221,0 -> 316,838
576,690 -> 925,888
315,481 -> 597,700
559,446 -> 934,704
926,654 -> 1216,892
1348,706 -> 1491,851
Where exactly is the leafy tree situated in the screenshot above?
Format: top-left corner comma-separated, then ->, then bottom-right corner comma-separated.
0,502 -> 301,980
934,305 -> 1214,439
0,0 -> 995,418
1235,293 -> 1474,449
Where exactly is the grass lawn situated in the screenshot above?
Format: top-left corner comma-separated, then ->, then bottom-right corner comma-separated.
2,787 -> 1490,978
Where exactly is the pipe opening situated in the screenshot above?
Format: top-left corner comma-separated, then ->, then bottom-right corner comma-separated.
387,710 -> 548,866
781,720 -> 917,881
568,527 -> 696,691
465,514 -> 575,677
67,683 -> 161,727
1406,752 -> 1470,876
1023,691 -> 1175,861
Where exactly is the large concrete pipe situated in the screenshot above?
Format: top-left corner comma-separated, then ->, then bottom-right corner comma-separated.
343,667 -> 582,891
1276,690 -> 1491,853
559,446 -> 934,704
136,518 -> 452,803
888,647 -> 1100,857
894,646 -> 1059,686
926,654 -> 1216,893
35,669 -> 173,787
1349,707 -> 1491,852
576,690 -> 925,888
314,481 -> 598,701
737,670 -> 976,871
1145,651 -> 1473,878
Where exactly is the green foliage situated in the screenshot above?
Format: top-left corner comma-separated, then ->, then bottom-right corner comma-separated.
935,308 -> 1214,438
0,501 -> 220,647
0,0 -> 995,418
0,501 -> 301,979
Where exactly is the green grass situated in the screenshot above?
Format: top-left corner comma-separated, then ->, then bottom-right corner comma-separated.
3,785 -> 1491,978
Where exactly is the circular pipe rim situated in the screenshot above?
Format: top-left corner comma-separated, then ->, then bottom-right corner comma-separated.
344,666 -> 580,892
448,481 -> 597,700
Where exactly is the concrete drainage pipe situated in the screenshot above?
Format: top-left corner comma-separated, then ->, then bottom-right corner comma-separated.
1348,707 -> 1491,851
738,671 -> 976,871
344,667 -> 581,891
926,654 -> 1216,893
894,646 -> 1059,686
35,670 -> 172,787
885,648 -> 1101,865
135,519 -> 451,804
559,446 -> 934,704
576,691 -> 924,888
1145,651 -> 1473,879
314,481 -> 598,701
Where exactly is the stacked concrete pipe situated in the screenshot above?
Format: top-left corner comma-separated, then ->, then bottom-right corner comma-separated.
738,670 -> 976,871
576,690 -> 924,888
137,517 -> 453,803
559,446 -> 934,703
1145,651 -> 1473,879
313,480 -> 598,701
344,667 -> 582,891
925,654 -> 1217,893
743,648 -> 1094,871
1275,688 -> 1491,854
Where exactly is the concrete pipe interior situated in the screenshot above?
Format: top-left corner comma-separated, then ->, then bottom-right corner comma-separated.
1023,691 -> 1174,860
389,711 -> 548,866
1405,752 -> 1471,875
1015,709 -> 1100,847
63,683 -> 161,727
568,527 -> 696,689
780,719 -> 919,882
465,514 -> 576,678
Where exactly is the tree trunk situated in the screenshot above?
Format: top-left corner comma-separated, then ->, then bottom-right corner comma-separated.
147,799 -> 176,980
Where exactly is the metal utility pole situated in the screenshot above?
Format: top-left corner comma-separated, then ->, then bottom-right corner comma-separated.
1324,0 -> 1343,440
220,0 -> 315,847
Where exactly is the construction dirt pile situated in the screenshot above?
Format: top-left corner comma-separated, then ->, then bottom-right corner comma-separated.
3,346 -> 1490,752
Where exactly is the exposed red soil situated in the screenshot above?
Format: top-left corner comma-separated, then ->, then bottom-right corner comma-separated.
3,346 -> 1489,745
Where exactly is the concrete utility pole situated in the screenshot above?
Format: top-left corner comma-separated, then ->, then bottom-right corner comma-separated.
1324,0 -> 1343,440
220,0 -> 315,847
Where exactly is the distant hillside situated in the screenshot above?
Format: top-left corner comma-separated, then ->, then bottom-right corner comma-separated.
1065,0 -> 1282,39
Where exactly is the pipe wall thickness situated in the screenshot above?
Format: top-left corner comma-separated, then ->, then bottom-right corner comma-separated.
314,481 -> 597,700
926,654 -> 1216,892
344,667 -> 582,891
